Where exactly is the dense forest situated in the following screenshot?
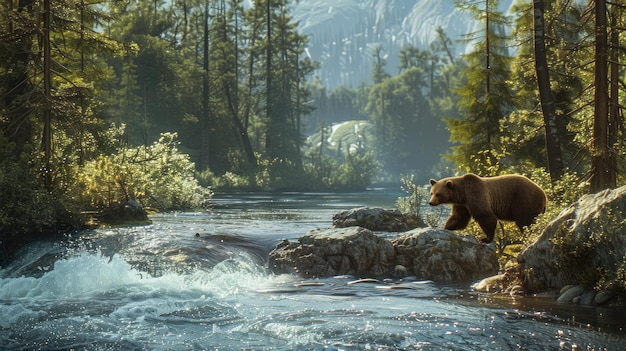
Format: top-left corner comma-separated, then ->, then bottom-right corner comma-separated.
0,0 -> 625,246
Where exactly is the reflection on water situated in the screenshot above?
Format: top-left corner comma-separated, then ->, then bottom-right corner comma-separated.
0,190 -> 624,350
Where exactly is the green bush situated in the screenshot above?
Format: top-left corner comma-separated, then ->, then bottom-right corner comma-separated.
0,149 -> 81,243
524,169 -> 588,245
395,174 -> 428,227
0,159 -> 56,234
78,132 -> 212,211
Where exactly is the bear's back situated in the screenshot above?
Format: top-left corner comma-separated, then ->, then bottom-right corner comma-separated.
483,174 -> 546,220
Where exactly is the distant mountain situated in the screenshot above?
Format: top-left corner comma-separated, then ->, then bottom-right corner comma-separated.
292,0 -> 515,90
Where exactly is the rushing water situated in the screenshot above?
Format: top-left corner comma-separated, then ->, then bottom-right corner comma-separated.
1,190 -> 625,351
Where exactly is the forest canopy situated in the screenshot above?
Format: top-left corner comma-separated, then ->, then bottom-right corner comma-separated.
1,0 -> 625,241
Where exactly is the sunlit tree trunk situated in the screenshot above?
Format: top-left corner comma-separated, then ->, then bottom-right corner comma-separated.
590,0 -> 614,192
607,2 -> 620,188
533,0 -> 563,181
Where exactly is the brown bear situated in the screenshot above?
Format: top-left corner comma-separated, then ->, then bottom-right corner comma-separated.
428,173 -> 546,243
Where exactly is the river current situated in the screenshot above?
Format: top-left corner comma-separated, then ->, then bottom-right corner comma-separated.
1,190 -> 625,350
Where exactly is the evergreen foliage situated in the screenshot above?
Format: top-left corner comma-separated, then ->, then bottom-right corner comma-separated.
1,0 -> 626,249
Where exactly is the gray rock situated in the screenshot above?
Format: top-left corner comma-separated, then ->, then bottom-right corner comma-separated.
268,227 -> 395,277
392,228 -> 498,283
473,274 -> 505,292
557,284 -> 585,303
518,185 -> 626,300
578,289 -> 597,305
392,264 -> 408,278
268,226 -> 498,283
99,198 -> 150,224
594,289 -> 618,305
333,207 -> 410,232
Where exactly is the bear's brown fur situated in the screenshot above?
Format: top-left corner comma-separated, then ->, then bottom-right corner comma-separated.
428,173 -> 546,243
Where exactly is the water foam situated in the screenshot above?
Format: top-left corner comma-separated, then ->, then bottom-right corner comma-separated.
0,249 -> 276,331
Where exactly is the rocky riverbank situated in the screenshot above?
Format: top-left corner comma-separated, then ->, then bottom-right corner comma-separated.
269,207 -> 498,283
269,186 -> 626,306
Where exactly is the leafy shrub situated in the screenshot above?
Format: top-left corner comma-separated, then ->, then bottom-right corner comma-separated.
0,159 -> 57,234
524,169 -> 588,245
395,174 -> 428,228
335,150 -> 378,190
78,131 -> 212,211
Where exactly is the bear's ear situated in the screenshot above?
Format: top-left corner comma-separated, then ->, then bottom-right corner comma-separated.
429,179 -> 437,186
445,180 -> 453,189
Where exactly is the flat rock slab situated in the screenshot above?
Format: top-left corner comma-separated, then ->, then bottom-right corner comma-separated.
332,207 -> 409,232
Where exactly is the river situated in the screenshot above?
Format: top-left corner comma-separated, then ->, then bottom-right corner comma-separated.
0,190 -> 625,350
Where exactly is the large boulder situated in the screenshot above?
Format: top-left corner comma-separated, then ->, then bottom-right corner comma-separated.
268,227 -> 395,277
518,185 -> 626,302
392,228 -> 498,282
268,226 -> 498,283
332,207 -> 410,232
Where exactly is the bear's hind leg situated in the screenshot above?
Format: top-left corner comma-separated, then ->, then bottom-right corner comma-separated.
444,206 -> 471,230
473,213 -> 498,243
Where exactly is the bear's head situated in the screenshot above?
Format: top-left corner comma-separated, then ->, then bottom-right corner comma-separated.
428,177 -> 464,206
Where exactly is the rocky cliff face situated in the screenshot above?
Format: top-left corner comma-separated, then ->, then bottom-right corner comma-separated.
292,0 -> 516,89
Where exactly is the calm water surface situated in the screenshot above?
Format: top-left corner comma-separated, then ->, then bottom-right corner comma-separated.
1,190 -> 625,350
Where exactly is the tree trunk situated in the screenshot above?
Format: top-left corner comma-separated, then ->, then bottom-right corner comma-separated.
265,0 -> 273,155
42,0 -> 52,189
224,3 -> 256,167
590,0 -> 614,192
4,0 -> 35,157
533,0 -> 563,181
607,2 -> 619,188
485,0 -> 492,146
200,0 -> 211,170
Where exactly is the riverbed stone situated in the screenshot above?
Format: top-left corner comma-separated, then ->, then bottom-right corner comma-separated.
557,284 -> 585,303
268,227 -> 395,277
518,185 -> 626,303
472,273 -> 505,292
578,289 -> 597,305
392,228 -> 499,283
594,289 -> 618,305
332,207 -> 410,232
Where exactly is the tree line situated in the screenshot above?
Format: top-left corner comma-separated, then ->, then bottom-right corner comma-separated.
1,0 -> 625,245
310,0 -> 625,192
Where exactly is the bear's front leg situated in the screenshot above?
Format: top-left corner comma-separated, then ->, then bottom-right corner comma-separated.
473,212 -> 498,243
444,205 -> 471,230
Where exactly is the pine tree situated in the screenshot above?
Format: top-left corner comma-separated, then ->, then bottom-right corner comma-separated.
447,0 -> 516,175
